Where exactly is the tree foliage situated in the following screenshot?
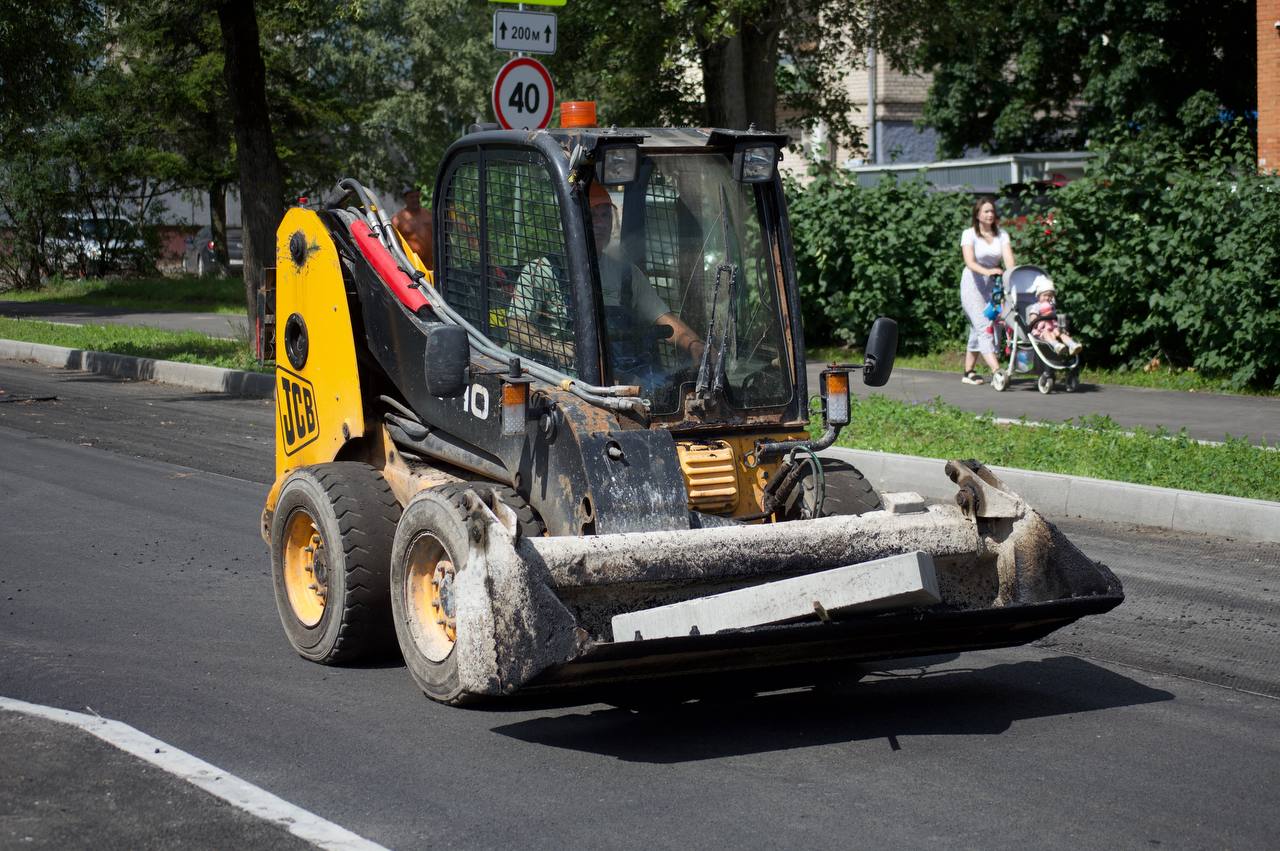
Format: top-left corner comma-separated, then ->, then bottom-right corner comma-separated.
878,0 -> 1256,156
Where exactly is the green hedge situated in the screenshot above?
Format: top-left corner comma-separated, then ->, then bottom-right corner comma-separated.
789,124 -> 1280,390
788,171 -> 971,355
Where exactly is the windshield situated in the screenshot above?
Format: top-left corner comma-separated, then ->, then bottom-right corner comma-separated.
594,152 -> 793,416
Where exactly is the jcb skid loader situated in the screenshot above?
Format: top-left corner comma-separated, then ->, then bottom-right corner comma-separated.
262,124 -> 1122,705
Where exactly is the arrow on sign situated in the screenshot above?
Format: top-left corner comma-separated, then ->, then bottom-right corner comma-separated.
500,22 -> 507,38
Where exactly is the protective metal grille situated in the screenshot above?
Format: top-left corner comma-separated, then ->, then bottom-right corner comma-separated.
438,153 -> 576,376
487,154 -> 575,375
440,159 -> 485,328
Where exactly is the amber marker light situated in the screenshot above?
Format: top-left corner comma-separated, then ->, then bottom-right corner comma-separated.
501,380 -> 529,436
823,369 -> 851,426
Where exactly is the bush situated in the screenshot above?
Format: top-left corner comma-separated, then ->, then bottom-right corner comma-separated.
788,170 -> 971,354
1017,121 -> 1280,389
788,116 -> 1280,390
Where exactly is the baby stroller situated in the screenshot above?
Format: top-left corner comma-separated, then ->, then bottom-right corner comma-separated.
990,264 -> 1081,394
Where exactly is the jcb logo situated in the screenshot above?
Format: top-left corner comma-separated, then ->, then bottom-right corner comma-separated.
277,369 -> 320,454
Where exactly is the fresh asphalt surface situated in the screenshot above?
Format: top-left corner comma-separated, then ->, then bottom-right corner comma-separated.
1,360 -> 1278,849
3,300 -> 1277,446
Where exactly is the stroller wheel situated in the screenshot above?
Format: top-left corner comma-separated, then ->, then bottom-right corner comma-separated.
1037,372 -> 1055,395
992,370 -> 1009,392
1064,370 -> 1080,393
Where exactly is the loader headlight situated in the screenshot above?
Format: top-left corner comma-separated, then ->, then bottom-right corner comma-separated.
596,145 -> 639,185
733,143 -> 778,183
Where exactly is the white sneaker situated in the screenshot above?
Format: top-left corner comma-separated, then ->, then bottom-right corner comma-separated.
1068,341 -> 1083,355
1051,341 -> 1068,355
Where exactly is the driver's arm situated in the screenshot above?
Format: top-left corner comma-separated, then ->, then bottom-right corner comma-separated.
656,312 -> 705,363
628,265 -> 705,363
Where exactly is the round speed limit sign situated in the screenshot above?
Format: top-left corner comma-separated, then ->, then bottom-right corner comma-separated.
492,57 -> 555,130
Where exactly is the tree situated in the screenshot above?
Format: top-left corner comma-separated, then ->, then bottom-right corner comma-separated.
876,0 -> 1256,156
217,0 -> 284,320
549,1 -> 873,151
0,0 -> 98,288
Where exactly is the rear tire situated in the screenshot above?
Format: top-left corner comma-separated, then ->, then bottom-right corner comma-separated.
787,457 -> 881,519
270,463 -> 401,664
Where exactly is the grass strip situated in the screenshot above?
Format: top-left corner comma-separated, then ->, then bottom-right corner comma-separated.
1,276 -> 246,314
0,316 -> 269,373
808,345 -> 1280,398
831,394 -> 1280,502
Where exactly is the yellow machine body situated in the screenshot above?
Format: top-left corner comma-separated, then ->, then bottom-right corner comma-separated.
267,208 -> 366,510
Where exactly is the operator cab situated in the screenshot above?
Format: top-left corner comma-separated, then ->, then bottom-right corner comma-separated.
431,126 -> 804,427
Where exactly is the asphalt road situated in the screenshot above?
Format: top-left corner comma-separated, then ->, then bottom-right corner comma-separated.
3,301 -> 1277,445
1,360 -> 1278,849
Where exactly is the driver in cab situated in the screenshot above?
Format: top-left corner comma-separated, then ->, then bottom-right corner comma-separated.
510,181 -> 704,384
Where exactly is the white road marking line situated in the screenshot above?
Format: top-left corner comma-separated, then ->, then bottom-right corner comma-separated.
0,696 -> 388,851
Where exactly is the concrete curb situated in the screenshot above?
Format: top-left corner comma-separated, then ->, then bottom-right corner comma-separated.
0,339 -> 273,398
3,338 -> 1277,543
823,447 -> 1280,545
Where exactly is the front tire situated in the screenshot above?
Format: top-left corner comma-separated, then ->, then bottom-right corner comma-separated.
787,457 -> 882,519
1038,372 -> 1055,394
390,489 -> 471,704
270,463 -> 400,664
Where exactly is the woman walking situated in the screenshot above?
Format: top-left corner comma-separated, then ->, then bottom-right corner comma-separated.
959,196 -> 1015,385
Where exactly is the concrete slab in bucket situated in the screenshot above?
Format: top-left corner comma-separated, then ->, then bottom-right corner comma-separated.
611,551 -> 939,643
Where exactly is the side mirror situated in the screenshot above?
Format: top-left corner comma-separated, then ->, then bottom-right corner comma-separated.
424,325 -> 470,398
862,317 -> 898,387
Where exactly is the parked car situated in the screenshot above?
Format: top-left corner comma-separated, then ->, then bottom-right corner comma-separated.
47,215 -> 150,277
183,226 -> 243,276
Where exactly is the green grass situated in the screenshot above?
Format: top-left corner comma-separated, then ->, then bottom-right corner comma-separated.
0,316 -> 269,373
808,345 -> 1280,397
1,276 -> 247,314
828,394 -> 1280,502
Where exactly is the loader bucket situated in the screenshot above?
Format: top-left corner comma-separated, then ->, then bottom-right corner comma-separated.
444,460 -> 1122,700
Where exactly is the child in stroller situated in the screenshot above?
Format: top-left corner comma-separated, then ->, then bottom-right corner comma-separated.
1028,276 -> 1082,356
990,265 -> 1082,394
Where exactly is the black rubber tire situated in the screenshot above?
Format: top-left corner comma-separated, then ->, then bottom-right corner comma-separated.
390,483 -> 545,705
269,463 -> 401,664
432,481 -> 545,539
390,489 -> 471,704
1038,372 -> 1055,395
786,457 -> 882,519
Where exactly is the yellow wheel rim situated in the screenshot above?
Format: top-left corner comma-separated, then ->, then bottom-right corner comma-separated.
405,532 -> 456,662
282,510 -> 327,627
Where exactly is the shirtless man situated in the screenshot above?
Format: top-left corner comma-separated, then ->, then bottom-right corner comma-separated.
392,187 -> 434,267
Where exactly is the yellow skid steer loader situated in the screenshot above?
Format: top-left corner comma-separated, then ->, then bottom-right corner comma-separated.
261,122 -> 1122,705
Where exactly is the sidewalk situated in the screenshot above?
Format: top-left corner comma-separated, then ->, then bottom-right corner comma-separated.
4,300 -> 1275,446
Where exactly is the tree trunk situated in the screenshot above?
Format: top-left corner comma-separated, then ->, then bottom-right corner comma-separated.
217,0 -> 283,324
699,12 -> 783,131
740,15 -> 782,130
209,180 -> 229,267
700,26 -> 748,129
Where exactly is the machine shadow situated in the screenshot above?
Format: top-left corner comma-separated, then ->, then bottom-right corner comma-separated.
491,655 -> 1173,764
